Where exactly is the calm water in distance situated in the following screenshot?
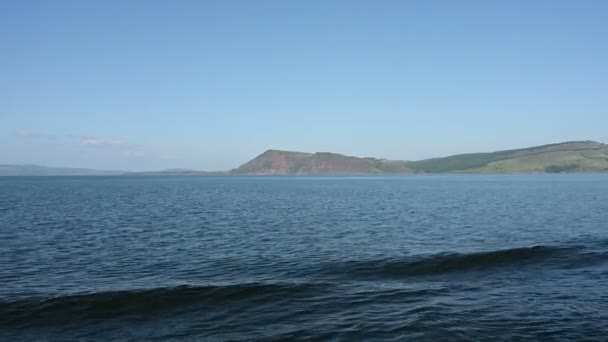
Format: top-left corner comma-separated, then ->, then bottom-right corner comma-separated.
1,174 -> 607,341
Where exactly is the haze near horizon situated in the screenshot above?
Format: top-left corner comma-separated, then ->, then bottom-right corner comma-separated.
1,0 -> 607,171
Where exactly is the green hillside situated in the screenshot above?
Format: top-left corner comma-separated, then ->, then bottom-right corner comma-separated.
407,141 -> 608,173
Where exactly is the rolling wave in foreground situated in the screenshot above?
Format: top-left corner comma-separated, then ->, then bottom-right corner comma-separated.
326,245 -> 562,278
1,175 -> 608,340
2,244 -> 606,326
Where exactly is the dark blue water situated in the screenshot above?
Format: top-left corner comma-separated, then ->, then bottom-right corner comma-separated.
1,175 -> 607,341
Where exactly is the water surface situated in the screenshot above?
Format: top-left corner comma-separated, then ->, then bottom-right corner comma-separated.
1,175 -> 607,340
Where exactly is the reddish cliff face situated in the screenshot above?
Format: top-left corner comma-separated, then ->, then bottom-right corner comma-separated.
232,150 -> 412,174
308,153 -> 375,174
233,150 -> 313,174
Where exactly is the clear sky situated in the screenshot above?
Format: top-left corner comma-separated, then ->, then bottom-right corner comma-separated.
1,0 -> 607,171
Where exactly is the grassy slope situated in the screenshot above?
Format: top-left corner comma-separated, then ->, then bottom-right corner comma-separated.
406,141 -> 608,173
466,149 -> 608,173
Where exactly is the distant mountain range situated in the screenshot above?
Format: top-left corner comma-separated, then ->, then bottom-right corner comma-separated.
0,164 -> 122,176
123,169 -> 220,176
3,141 -> 608,176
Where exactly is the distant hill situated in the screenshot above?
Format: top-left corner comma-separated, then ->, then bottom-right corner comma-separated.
232,141 -> 608,174
0,164 -> 123,176
231,149 -> 412,175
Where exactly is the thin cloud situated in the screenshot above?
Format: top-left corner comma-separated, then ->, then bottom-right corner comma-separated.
80,137 -> 152,160
18,129 -> 175,163
17,130 -> 58,140
81,137 -> 132,149
120,150 -> 145,158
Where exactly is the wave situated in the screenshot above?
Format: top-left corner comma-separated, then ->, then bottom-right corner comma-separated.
329,245 -> 570,278
0,282 -> 316,326
4,244 -> 606,328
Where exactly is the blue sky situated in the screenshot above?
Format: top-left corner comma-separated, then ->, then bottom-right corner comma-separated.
1,0 -> 607,171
